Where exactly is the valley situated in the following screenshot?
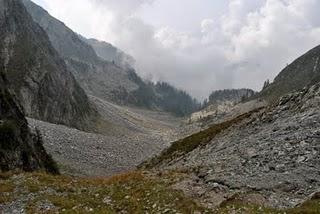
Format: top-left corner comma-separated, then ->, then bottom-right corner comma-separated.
27,95 -> 182,177
1,0 -> 320,213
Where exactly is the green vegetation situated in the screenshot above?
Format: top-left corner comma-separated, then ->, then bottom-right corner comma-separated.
215,197 -> 320,214
127,71 -> 201,117
1,171 -> 319,213
0,171 -> 209,214
0,178 -> 15,204
142,108 -> 263,168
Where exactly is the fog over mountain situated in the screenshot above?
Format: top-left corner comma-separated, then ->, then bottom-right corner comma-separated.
33,0 -> 320,99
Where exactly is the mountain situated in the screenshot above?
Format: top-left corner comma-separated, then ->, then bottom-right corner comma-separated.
0,0 -> 97,130
85,38 -> 135,68
190,89 -> 256,123
140,46 -> 320,209
0,72 -> 58,174
207,89 -> 255,105
22,0 -> 199,116
256,45 -> 320,102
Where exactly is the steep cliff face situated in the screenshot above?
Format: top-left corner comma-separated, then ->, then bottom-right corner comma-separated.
22,0 -> 140,102
0,0 -> 97,130
257,45 -> 320,102
0,72 -> 58,174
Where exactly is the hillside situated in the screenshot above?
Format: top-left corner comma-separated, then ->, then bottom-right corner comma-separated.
0,0 -> 97,130
207,89 -> 255,105
3,1 -> 320,213
1,171 -> 319,213
256,45 -> 320,103
190,89 -> 257,123
143,82 -> 320,209
0,72 -> 58,174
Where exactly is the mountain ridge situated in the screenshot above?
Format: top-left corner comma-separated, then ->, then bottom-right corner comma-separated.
22,0 -> 200,116
0,0 -> 98,130
255,44 -> 320,103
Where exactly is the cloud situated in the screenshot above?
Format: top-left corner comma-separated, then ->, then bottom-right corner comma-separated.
34,0 -> 320,100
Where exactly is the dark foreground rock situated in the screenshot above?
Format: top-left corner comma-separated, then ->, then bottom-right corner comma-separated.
0,72 -> 58,174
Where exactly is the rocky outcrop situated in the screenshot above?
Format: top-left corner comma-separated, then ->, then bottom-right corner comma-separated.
0,0 -> 97,130
0,72 -> 58,174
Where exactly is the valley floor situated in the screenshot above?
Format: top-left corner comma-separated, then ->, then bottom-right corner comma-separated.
27,96 -> 183,176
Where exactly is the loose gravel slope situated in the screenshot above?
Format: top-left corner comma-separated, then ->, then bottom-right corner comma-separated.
28,96 -> 182,177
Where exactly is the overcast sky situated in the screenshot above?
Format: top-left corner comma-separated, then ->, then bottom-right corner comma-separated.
32,0 -> 320,100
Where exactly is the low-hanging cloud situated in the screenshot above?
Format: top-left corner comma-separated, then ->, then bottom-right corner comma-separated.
34,0 -> 320,100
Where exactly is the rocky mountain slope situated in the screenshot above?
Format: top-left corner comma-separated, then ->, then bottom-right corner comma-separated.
0,72 -> 58,174
0,0 -> 97,130
21,0 -> 139,103
26,95 -> 182,176
144,82 -> 320,209
256,45 -> 320,103
22,0 -> 199,116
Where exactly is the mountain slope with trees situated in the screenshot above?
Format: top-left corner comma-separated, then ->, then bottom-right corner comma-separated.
22,0 -> 200,116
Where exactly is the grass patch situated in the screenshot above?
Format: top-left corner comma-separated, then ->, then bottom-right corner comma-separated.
142,108 -> 263,168
215,195 -> 320,214
0,194 -> 13,204
287,199 -> 320,214
0,171 -> 15,180
2,171 -> 320,213
0,180 -> 15,193
0,179 -> 15,204
21,172 -> 209,213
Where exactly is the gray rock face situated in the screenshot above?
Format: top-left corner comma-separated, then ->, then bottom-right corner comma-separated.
22,0 -> 140,104
159,83 -> 320,208
0,72 -> 58,174
0,0 -> 97,130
